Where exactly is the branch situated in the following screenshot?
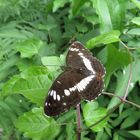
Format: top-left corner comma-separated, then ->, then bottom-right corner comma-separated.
76,104 -> 81,140
102,92 -> 140,109
81,102 -> 122,131
81,41 -> 133,131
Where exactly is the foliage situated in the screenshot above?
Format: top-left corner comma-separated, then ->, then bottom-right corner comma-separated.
0,0 -> 140,140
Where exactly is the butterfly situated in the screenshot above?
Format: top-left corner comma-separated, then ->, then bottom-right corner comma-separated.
44,41 -> 105,116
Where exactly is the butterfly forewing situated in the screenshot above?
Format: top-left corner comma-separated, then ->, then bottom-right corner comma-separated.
67,41 -> 105,76
44,69 -> 90,116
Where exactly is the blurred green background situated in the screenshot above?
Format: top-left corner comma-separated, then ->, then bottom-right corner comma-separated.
0,0 -> 140,140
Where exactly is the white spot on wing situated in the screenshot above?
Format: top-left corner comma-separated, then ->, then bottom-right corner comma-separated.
77,84 -> 84,91
53,90 -> 56,100
69,87 -> 76,92
70,42 -> 96,74
80,55 -> 96,74
70,48 -> 76,51
64,89 -> 70,96
76,75 -> 95,92
72,44 -> 77,47
50,90 -> 54,96
63,102 -> 66,106
45,102 -> 47,106
83,79 -> 89,85
57,95 -> 60,101
57,81 -> 61,84
80,80 -> 87,87
78,52 -> 83,56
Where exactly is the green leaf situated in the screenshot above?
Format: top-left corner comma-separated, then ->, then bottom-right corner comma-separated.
53,0 -> 68,12
131,0 -> 140,9
0,22 -> 31,39
128,130 -> 140,138
121,111 -> 140,129
83,101 -> 108,132
113,132 -> 119,140
2,75 -> 20,97
45,0 -> 53,15
56,109 -> 76,124
76,23 -> 88,33
2,66 -> 52,106
16,38 -> 44,58
41,55 -> 65,75
37,19 -> 57,31
92,0 -> 113,33
0,55 -> 19,81
127,28 -> 140,35
86,30 -> 120,49
127,39 -> 140,48
105,0 -> 127,30
131,17 -> 140,25
16,108 -> 60,140
99,45 -> 131,86
66,121 -> 76,140
111,108 -> 135,127
71,0 -> 87,15
38,43 -> 57,57
0,95 -> 30,139
41,56 -> 63,66
108,60 -> 140,109
45,15 -> 57,31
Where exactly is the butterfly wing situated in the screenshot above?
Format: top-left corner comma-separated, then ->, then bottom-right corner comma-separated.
80,75 -> 104,101
44,41 -> 105,116
66,41 -> 105,76
67,41 -> 105,100
44,70 -> 85,116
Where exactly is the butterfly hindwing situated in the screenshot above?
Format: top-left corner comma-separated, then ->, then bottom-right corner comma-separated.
80,76 -> 104,101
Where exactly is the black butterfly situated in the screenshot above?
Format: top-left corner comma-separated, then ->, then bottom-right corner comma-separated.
44,41 -> 105,116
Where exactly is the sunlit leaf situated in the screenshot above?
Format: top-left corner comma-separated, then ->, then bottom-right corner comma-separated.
16,108 -> 60,140
16,38 -> 44,58
131,17 -> 140,25
71,0 -> 87,15
131,0 -> 140,9
92,0 -> 113,33
127,28 -> 140,36
53,0 -> 68,12
86,30 -> 120,49
128,130 -> 140,138
108,60 -> 140,109
105,0 -> 127,30
2,66 -> 52,106
41,56 -> 63,72
83,101 -> 108,132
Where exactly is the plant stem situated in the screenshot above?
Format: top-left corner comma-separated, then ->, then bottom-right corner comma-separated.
81,101 -> 122,132
76,103 -> 81,140
120,40 -> 133,100
102,92 -> 140,109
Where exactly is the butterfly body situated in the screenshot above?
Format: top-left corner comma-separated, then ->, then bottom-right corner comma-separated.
44,41 -> 105,116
